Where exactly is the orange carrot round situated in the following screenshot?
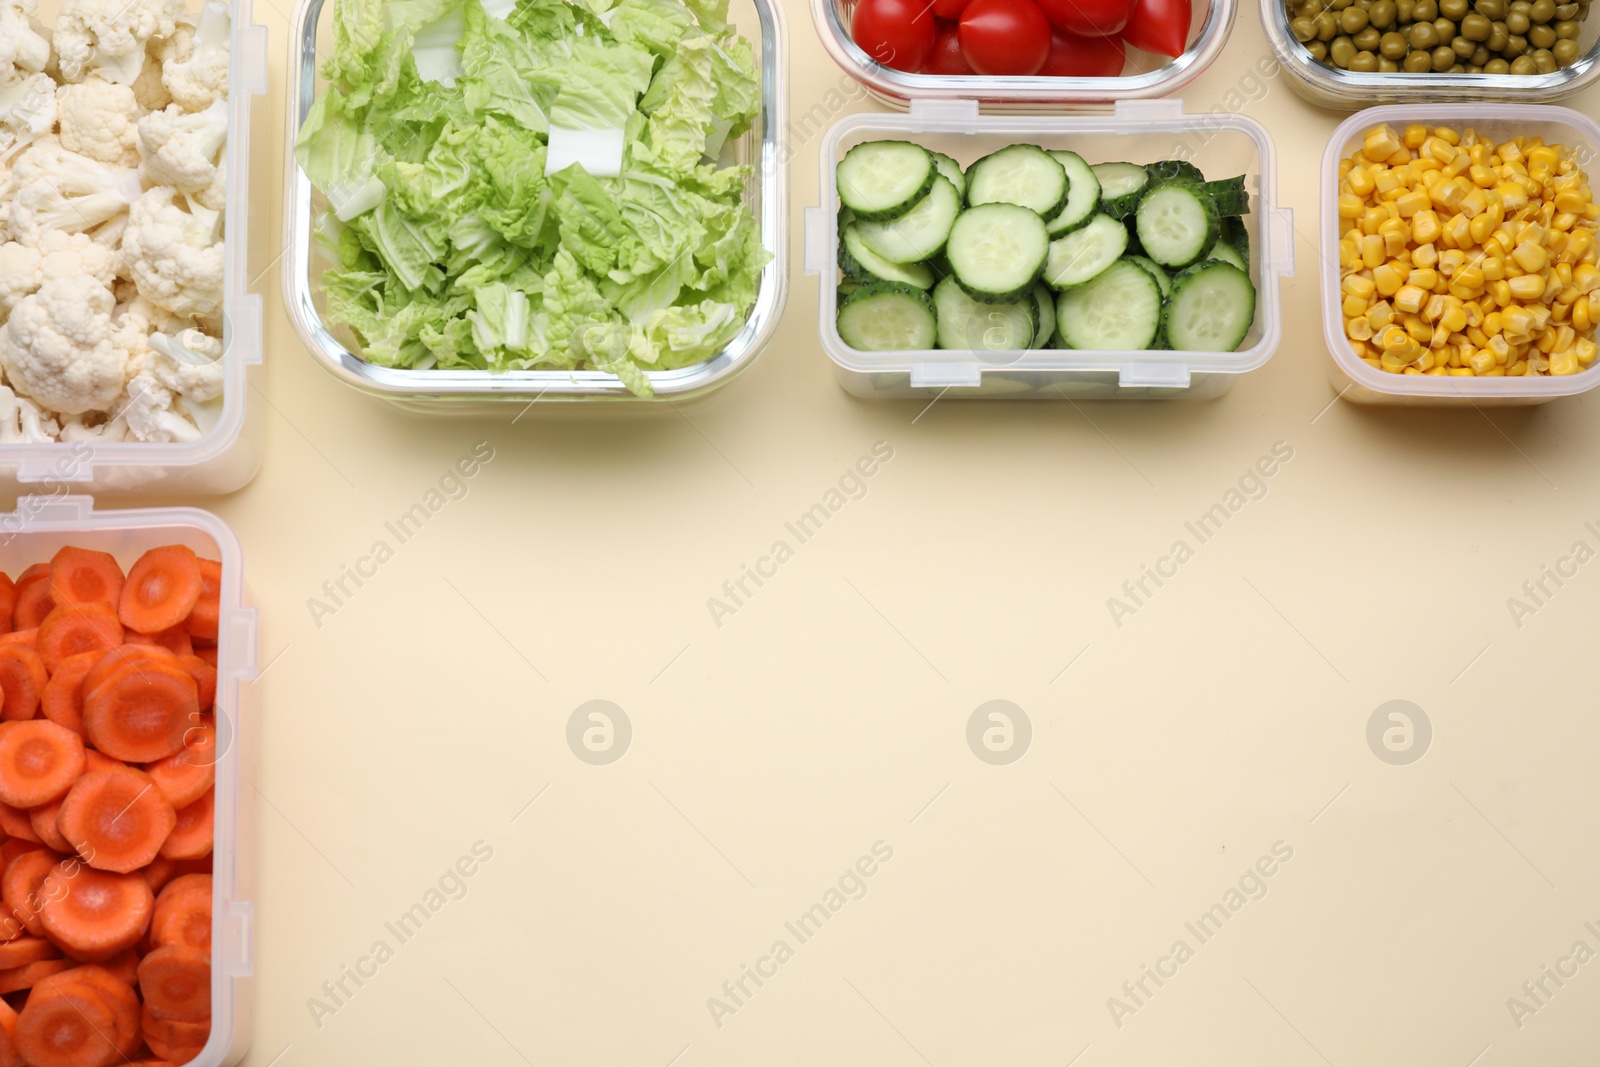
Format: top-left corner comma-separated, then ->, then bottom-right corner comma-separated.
0,721 -> 85,808
185,560 -> 222,642
37,863 -> 153,962
82,661 -> 196,764
144,720 -> 215,810
58,767 -> 176,873
175,656 -> 215,715
15,972 -> 124,1065
150,875 -> 210,955
0,573 -> 14,640
29,798 -> 69,854
158,790 -> 212,862
47,549 -> 125,612
0,937 -> 58,970
0,803 -> 38,846
35,604 -> 123,675
126,627 -> 194,659
0,631 -> 34,649
12,570 -> 53,633
94,949 -> 139,987
0,958 -> 72,995
0,839 -> 36,870
0,645 -> 47,721
140,1002 -> 208,1065
118,549 -> 202,636
34,964 -> 141,1057
39,652 -> 99,740
137,944 -> 210,1022
81,751 -> 119,776
3,849 -> 60,938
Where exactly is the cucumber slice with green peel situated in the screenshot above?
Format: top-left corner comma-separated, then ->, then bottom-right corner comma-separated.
837,281 -> 937,351
1092,162 -> 1149,219
1055,259 -> 1164,351
1205,239 -> 1247,272
1042,213 -> 1128,290
1045,150 -> 1100,237
1203,175 -> 1250,216
1030,284 -> 1055,348
1135,181 -> 1221,270
946,203 -> 1050,303
851,176 -> 961,265
966,145 -> 1069,218
1223,216 -> 1250,261
932,277 -> 1035,352
841,225 -> 936,289
931,151 -> 966,201
1147,159 -> 1205,183
837,141 -> 936,221
1125,255 -> 1171,297
1163,261 -> 1256,352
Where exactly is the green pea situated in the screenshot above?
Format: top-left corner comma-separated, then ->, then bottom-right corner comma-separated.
1378,54 -> 1401,67
1487,20 -> 1509,47
1556,18 -> 1581,35
1461,12 -> 1492,36
1410,20 -> 1440,43
1307,38 -> 1330,56
1405,45 -> 1436,65
1435,17 -> 1457,35
1453,32 -> 1477,52
1485,55 -> 1511,70
1553,35 -> 1580,61
1530,0 -> 1555,18
1476,0 -> 1505,17
1532,45 -> 1558,68
1433,42 -> 1459,63
1378,28 -> 1408,53
1506,9 -> 1530,31
1352,48 -> 1382,67
1369,0 -> 1398,23
1331,33 -> 1358,62
1510,51 -> 1538,69
1340,5 -> 1371,29
1471,42 -> 1491,62
1529,22 -> 1556,45
1317,11 -> 1340,36
1554,2 -> 1578,16
1355,24 -> 1383,46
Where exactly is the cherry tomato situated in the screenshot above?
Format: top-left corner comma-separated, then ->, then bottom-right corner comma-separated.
1034,0 -> 1134,39
957,0 -> 1051,75
933,0 -> 974,19
924,22 -> 976,72
1119,0 -> 1191,57
851,0 -> 937,72
1039,26 -> 1127,74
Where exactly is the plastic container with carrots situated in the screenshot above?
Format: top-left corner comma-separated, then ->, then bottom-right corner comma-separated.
0,497 -> 254,1067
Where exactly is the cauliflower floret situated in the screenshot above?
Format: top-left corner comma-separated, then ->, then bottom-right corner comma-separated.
0,385 -> 61,442
0,72 -> 57,161
122,186 -> 223,321
0,0 -> 51,83
0,230 -> 120,319
0,241 -> 40,317
137,98 -> 225,193
130,49 -> 171,111
147,327 -> 221,401
116,371 -> 199,441
54,0 -> 185,85
191,156 -> 224,211
59,412 -> 128,442
0,275 -> 127,414
9,138 -> 143,245
57,76 -> 141,166
158,2 -> 227,112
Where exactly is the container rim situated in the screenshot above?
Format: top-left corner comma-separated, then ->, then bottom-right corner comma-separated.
810,0 -> 1236,106
1261,0 -> 1600,106
810,101 -> 1295,386
1320,103 -> 1600,400
282,0 -> 789,404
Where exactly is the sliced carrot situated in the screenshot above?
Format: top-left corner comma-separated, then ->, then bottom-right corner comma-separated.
0,1018 -> 19,1067
140,1004 -> 208,1065
0,839 -> 36,869
29,799 -> 69,854
13,567 -> 47,587
158,790 -> 211,862
35,605 -> 123,675
0,632 -> 33,649
0,959 -> 72,995
194,647 -> 216,668
0,646 -> 46,722
81,645 -> 175,702
34,965 -> 140,1056
15,972 -> 123,1066
11,571 -> 52,634
81,751 -> 119,775
143,720 -> 215,810
126,627 -> 194,659
137,944 -> 209,1023
37,864 -> 152,962
0,722 -> 85,808
184,560 -> 221,643
39,652 -> 98,740
47,549 -> 125,612
0,574 -> 14,640
3,849 -> 59,938
58,767 -> 176,873
0,938 -> 58,970
150,876 -> 209,954
175,656 -> 215,714
82,661 -> 195,764
118,549 -> 202,636
94,949 -> 138,987
0,988 -> 15,1034
139,855 -> 174,896
0,805 -> 38,847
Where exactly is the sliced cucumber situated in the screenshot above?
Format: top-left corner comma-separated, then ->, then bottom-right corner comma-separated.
1042,213 -> 1128,290
841,225 -> 936,289
837,281 -> 937,351
932,277 -> 1034,352
852,177 -> 961,265
966,145 -> 1068,218
1092,162 -> 1149,219
1135,181 -> 1220,271
1223,216 -> 1250,261
1045,150 -> 1100,237
1030,284 -> 1055,348
946,203 -> 1049,303
931,151 -> 966,201
1056,259 -> 1164,351
1205,239 -> 1247,272
1203,175 -> 1250,216
1126,255 -> 1171,297
1147,159 -> 1205,183
1163,261 -> 1256,352
837,141 -> 935,221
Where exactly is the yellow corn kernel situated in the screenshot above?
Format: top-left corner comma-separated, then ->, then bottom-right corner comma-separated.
1345,316 -> 1374,342
1508,360 -> 1529,375
1575,263 -> 1600,294
1496,182 -> 1530,212
1538,329 -> 1559,354
1346,167 -> 1376,199
1575,296 -> 1592,333
1528,145 -> 1561,171
1423,293 -> 1448,323
1339,238 -> 1362,269
1413,242 -> 1438,269
1521,223 -> 1548,249
1361,234 -> 1385,269
1407,268 -> 1439,291
1439,249 -> 1467,276
1446,153 -> 1472,179
1454,265 -> 1485,292
1447,367 -> 1473,376
1441,302 -> 1469,334
1361,207 -> 1387,236
1551,348 -> 1580,375
1491,279 -> 1513,307
1403,125 -> 1428,151
1441,214 -> 1471,249
1556,262 -> 1574,289
1394,285 -> 1427,314
1425,137 -> 1457,164
1530,304 -> 1552,332
1514,241 -> 1549,273
1342,274 -> 1376,300
1407,318 -> 1434,345
1469,213 -> 1497,245
1469,349 -> 1496,374
1576,337 -> 1598,364
1565,228 -> 1593,262
1367,301 -> 1394,330
1550,324 -> 1576,354
1343,294 -> 1368,318
1484,311 -> 1502,336
1488,334 -> 1511,362
1504,305 -> 1536,336
1373,263 -> 1404,298
1553,212 -> 1580,233
1383,229 -> 1407,258
1466,303 -> 1485,329
1374,168 -> 1407,196
1510,274 -> 1546,301
1481,256 -> 1506,281
1396,190 -> 1431,219
1469,164 -> 1497,189
1432,179 -> 1469,211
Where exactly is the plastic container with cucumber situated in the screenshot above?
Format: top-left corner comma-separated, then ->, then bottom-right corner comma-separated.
833,138 -> 1257,355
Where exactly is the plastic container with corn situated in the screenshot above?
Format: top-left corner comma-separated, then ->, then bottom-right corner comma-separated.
1335,119 -> 1600,380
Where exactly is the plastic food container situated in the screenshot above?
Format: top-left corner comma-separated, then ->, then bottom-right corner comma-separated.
811,0 -> 1236,109
1261,0 -> 1600,109
282,0 -> 789,414
0,1 -> 268,496
805,99 -> 1294,400
1321,103 -> 1600,406
0,495 -> 257,1067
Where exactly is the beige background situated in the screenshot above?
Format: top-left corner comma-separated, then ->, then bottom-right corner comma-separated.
213,1 -> 1600,1063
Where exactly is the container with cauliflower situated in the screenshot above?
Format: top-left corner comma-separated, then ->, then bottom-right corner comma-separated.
0,0 -> 265,494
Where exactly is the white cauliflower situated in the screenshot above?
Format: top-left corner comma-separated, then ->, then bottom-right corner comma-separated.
122,185 -> 222,320
130,50 -> 170,111
0,385 -> 60,442
115,371 -> 198,441
0,72 -> 56,161
148,327 -> 220,398
9,138 -> 143,245
54,0 -> 185,85
57,76 -> 141,166
191,155 -> 223,211
158,2 -> 226,112
0,275 -> 128,414
0,230 -> 118,317
0,240 -> 40,316
0,0 -> 51,83
59,412 -> 128,442
137,98 -> 224,193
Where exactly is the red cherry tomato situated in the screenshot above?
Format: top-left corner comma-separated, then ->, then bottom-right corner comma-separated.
1034,0 -> 1134,39
933,0 -> 974,19
924,22 -> 975,73
1119,0 -> 1191,57
957,0 -> 1051,75
851,0 -> 937,72
1039,26 -> 1127,75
